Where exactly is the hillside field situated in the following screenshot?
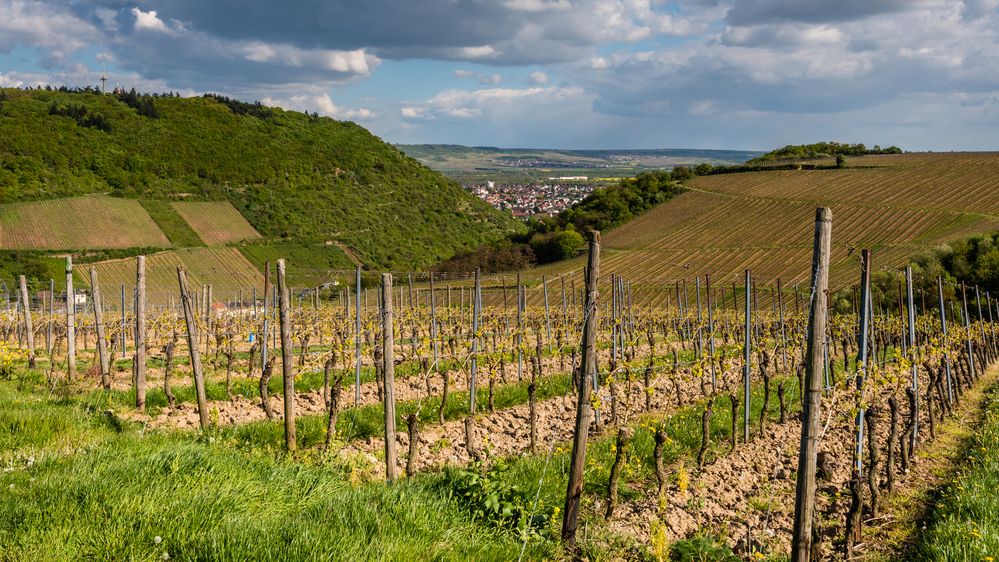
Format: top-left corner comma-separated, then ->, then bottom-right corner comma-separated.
0,88 -> 521,270
528,152 -> 999,298
170,201 -> 262,245
0,194 -> 170,250
89,247 -> 262,305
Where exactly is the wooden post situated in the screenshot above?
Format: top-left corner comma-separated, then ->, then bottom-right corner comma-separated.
791,208 -> 832,562
470,268 -> 481,413
135,256 -> 146,409
65,257 -> 76,381
120,283 -> 127,360
47,279 -> 53,361
17,275 -> 35,368
355,265 -> 363,406
562,231 -> 600,551
262,262 -> 271,373
177,268 -> 209,429
277,259 -> 296,452
743,269 -> 751,443
382,273 -> 398,482
89,268 -> 110,389
706,274 -> 716,390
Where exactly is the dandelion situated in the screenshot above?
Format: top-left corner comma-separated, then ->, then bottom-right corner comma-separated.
154,536 -> 162,544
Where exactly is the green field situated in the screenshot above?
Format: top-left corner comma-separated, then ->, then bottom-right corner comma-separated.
171,201 -> 262,245
0,195 -> 171,250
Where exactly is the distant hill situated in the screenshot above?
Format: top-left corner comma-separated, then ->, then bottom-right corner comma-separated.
0,88 -> 521,279
398,144 -> 764,183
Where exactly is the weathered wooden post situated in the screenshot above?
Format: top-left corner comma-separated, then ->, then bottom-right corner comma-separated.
65,257 -> 76,381
120,283 -> 127,360
743,269 -> 751,443
562,231 -> 600,551
17,275 -> 35,368
135,256 -> 147,409
89,268 -> 110,389
276,259 -> 296,452
706,274 -> 716,390
47,279 -> 54,361
469,268 -> 481,413
355,265 -> 363,406
543,275 -> 552,352
791,207 -> 832,562
382,273 -> 398,482
177,268 -> 209,429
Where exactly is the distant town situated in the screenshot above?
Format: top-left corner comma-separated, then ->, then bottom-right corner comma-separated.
465,180 -> 596,217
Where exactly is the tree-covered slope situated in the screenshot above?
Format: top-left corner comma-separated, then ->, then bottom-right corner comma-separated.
0,88 -> 522,269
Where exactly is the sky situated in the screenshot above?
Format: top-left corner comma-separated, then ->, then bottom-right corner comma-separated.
1,0 -> 997,150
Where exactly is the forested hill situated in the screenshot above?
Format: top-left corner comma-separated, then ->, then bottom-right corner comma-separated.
0,88 -> 521,269
747,142 -> 902,163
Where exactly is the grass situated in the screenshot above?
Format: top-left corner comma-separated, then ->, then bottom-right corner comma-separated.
0,374 -> 558,561
139,199 -> 206,247
238,241 -> 356,287
910,381 -> 999,561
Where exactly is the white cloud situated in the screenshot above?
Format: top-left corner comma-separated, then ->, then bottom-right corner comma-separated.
401,106 -> 435,120
131,8 -> 172,34
589,57 -> 610,70
453,70 -> 502,84
526,71 -> 549,84
259,92 -> 374,120
504,0 -> 572,12
0,1 -> 97,62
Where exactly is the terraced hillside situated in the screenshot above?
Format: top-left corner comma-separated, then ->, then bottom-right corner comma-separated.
170,201 -> 261,245
90,247 -> 262,305
0,88 -> 521,271
0,194 -> 170,250
531,152 -> 999,292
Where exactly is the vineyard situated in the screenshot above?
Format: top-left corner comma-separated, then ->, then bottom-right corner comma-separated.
88,247 -> 262,305
533,152 -> 999,291
170,201 -> 262,245
0,194 -> 171,250
1,208 -> 998,560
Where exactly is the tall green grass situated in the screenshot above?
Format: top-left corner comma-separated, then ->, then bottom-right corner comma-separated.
911,383 -> 999,561
0,378 -> 558,561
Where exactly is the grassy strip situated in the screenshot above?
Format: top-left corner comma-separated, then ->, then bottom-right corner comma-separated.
0,377 -> 556,561
138,199 -> 206,247
910,378 -> 999,560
